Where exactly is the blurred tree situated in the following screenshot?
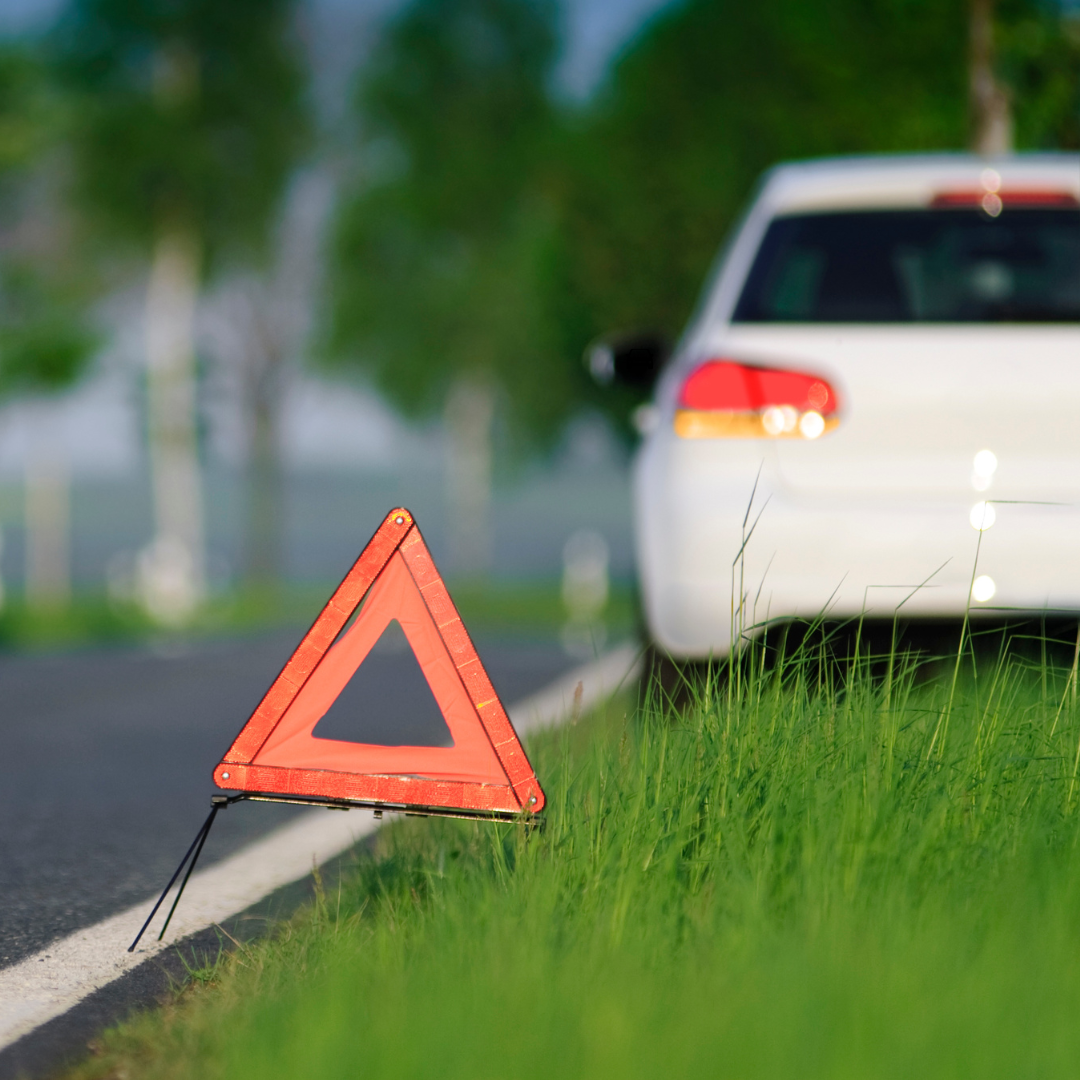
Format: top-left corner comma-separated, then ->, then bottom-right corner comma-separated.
546,0 -> 971,361
0,264 -> 91,399
328,0 -> 579,573
0,46 -> 90,397
971,0 -> 1013,153
201,168 -> 334,590
546,0 -> 1079,414
0,47 -> 52,174
997,0 -> 1080,150
0,45 -> 96,610
52,0 -> 307,620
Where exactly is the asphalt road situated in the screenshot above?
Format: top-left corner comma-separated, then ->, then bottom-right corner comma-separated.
0,630 -> 573,972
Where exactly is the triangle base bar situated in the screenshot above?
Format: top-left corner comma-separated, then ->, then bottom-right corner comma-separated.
219,761 -> 522,815
129,788 -> 533,952
222,790 -> 535,823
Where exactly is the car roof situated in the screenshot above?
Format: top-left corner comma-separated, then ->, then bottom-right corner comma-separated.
759,152 -> 1080,214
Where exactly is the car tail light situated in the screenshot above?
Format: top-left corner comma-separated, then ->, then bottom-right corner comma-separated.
930,190 -> 1079,217
674,359 -> 840,440
930,189 -> 1079,208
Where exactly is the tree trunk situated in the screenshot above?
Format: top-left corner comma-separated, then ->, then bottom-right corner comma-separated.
244,312 -> 284,588
444,377 -> 495,577
139,225 -> 206,625
24,439 -> 70,611
214,171 -> 335,593
970,0 -> 1013,156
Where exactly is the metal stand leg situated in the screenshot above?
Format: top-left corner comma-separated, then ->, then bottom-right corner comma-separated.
128,804 -> 219,953
156,804 -> 218,942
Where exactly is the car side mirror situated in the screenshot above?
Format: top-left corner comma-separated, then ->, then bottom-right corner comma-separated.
586,332 -> 671,391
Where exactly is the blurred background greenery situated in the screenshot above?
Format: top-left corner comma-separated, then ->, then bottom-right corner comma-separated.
0,0 -> 1076,647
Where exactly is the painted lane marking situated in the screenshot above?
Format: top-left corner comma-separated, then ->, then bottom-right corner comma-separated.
0,809 -> 373,1052
507,643 -> 640,735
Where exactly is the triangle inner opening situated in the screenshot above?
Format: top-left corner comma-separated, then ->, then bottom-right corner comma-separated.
311,619 -> 455,748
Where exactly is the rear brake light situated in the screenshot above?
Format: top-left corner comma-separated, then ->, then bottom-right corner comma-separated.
674,359 -> 840,440
930,190 -> 1079,209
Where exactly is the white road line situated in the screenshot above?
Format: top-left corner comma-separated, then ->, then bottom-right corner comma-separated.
507,642 -> 641,735
0,810 -> 374,1051
0,643 -> 641,1051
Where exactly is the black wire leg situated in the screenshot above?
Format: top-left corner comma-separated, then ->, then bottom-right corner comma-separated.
128,805 -> 218,953
157,805 -> 219,941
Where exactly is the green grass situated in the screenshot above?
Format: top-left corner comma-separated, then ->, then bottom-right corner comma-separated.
65,628 -> 1080,1079
0,595 -> 154,650
0,579 -> 636,652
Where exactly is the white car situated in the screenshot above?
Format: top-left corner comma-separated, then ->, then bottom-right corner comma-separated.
617,153 -> 1080,658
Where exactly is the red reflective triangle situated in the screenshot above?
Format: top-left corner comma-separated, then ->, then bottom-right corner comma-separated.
214,509 -> 545,816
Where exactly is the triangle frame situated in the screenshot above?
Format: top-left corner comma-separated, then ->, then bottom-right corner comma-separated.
213,508 -> 545,817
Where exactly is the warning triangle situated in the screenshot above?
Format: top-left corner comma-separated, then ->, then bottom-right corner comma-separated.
214,508 -> 545,817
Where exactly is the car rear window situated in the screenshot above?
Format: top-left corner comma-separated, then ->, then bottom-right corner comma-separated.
732,208 -> 1080,323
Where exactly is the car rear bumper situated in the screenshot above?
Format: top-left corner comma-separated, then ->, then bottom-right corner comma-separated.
634,438 -> 1080,658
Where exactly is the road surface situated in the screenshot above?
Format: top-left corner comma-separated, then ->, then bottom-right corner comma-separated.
0,631 -> 573,971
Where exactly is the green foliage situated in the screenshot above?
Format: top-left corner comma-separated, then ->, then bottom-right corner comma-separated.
62,635 -> 1080,1079
329,0 -> 593,443
0,45 -> 94,397
0,47 -> 57,174
360,0 -> 557,240
50,0 -> 309,264
998,1 -> 1080,149
547,0 -> 973,348
0,262 -> 96,394
551,0 -> 1080,354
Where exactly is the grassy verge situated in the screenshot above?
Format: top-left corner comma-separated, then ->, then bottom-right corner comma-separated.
0,579 -> 637,652
63,630 -> 1080,1079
